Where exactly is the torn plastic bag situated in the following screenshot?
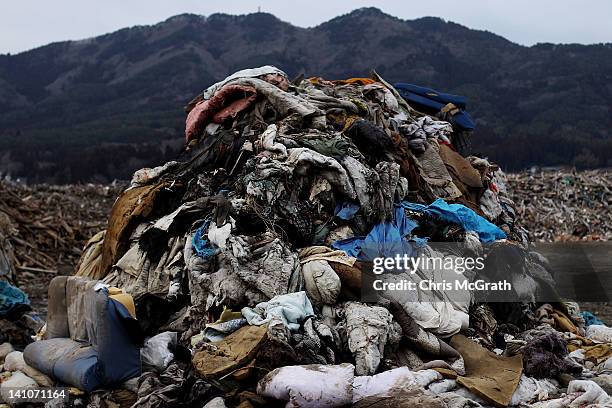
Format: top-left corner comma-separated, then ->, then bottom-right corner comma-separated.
141,331 -> 178,372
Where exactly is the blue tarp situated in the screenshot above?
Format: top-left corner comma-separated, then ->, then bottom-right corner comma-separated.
332,206 -> 419,260
0,280 -> 30,316
400,198 -> 506,243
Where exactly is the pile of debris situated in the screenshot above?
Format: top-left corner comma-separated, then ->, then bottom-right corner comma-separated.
2,66 -> 612,408
507,170 -> 612,242
0,182 -> 121,273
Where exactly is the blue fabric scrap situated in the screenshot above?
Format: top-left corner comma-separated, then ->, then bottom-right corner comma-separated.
0,280 -> 30,316
582,311 -> 605,327
192,220 -> 218,258
334,201 -> 360,220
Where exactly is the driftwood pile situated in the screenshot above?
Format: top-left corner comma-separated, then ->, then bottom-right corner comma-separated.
507,169 -> 611,242
0,182 -> 121,274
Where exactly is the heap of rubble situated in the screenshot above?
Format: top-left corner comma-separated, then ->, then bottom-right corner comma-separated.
2,67 -> 612,408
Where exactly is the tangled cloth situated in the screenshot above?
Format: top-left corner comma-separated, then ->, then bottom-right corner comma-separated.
522,332 -> 583,378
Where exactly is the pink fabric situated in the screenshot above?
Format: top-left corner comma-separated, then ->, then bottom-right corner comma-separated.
212,93 -> 257,124
185,100 -> 210,143
185,84 -> 257,143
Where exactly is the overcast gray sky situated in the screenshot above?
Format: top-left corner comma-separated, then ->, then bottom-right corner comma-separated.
1,0 -> 611,54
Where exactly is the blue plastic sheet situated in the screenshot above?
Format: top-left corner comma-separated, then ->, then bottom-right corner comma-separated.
192,221 -> 218,258
0,280 -> 30,316
332,206 -> 419,260
400,198 -> 506,243
334,201 -> 360,220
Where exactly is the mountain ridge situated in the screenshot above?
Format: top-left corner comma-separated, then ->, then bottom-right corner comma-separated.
1,7 -> 611,183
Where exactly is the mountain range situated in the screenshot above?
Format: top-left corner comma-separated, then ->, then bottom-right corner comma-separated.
1,7 -> 611,182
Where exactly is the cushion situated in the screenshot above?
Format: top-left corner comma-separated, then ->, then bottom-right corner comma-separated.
45,276 -> 69,339
23,338 -> 82,377
24,285 -> 141,392
52,345 -> 102,392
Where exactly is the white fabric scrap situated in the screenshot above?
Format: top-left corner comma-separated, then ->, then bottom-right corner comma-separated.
257,363 -> 354,408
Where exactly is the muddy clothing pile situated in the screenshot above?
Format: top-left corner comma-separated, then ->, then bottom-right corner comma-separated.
507,170 -> 612,242
2,67 -> 612,408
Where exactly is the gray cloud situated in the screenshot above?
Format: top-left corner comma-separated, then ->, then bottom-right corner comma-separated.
1,0 -> 611,54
